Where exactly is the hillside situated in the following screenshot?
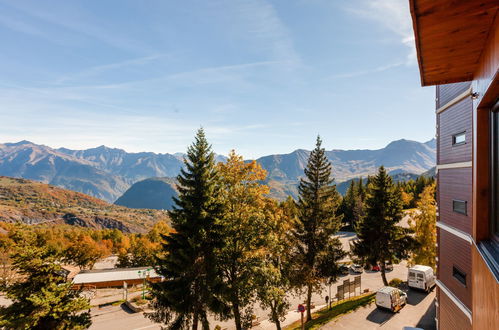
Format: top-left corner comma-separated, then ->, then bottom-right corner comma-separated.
115,177 -> 179,210
0,176 -> 168,233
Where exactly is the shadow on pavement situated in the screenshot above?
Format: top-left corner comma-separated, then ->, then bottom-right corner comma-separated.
366,308 -> 395,325
416,299 -> 436,330
407,289 -> 428,306
120,303 -> 136,314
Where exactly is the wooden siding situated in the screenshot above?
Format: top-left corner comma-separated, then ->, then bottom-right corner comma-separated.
472,245 -> 499,329
437,82 -> 471,108
438,168 -> 473,233
438,229 -> 472,310
438,287 -> 472,330
437,97 -> 473,164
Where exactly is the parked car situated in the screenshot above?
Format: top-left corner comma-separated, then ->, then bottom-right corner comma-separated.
350,264 -> 363,273
339,265 -> 349,275
385,262 -> 394,271
375,286 -> 407,312
371,265 -> 381,271
408,265 -> 435,292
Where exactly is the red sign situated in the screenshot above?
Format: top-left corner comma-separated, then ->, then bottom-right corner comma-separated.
298,304 -> 305,313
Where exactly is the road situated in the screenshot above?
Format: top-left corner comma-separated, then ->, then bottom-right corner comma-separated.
90,262 -> 410,330
320,289 -> 436,330
90,231 -> 413,330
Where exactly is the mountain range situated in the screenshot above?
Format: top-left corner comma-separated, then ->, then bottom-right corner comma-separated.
0,139 -> 436,205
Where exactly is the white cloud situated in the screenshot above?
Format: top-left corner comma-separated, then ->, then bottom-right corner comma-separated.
345,0 -> 416,64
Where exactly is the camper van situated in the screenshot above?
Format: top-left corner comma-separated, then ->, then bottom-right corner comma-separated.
408,265 -> 435,292
375,286 -> 407,312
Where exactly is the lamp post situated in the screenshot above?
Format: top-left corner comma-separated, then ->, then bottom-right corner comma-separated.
138,268 -> 152,299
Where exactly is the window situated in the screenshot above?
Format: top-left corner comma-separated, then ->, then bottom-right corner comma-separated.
453,200 -> 467,215
417,273 -> 424,280
452,266 -> 467,287
453,132 -> 466,145
408,272 -> 415,279
492,108 -> 499,240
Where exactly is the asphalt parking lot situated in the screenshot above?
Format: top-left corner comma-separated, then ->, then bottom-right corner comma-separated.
320,288 -> 436,330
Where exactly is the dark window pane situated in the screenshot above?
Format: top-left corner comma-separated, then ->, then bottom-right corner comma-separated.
453,200 -> 467,215
452,266 -> 466,286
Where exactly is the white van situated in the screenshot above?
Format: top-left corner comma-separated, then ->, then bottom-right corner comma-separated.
408,265 -> 435,292
375,286 -> 407,312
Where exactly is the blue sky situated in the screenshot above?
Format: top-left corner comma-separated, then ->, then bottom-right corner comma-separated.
0,0 -> 435,158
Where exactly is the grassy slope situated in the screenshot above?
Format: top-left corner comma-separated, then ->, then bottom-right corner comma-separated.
283,293 -> 376,330
0,176 -> 169,232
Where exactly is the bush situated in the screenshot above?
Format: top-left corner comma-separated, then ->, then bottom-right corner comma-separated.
388,278 -> 403,287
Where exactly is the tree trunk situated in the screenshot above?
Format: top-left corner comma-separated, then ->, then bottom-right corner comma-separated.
233,303 -> 242,330
192,310 -> 199,330
306,283 -> 313,321
271,305 -> 281,330
380,263 -> 388,286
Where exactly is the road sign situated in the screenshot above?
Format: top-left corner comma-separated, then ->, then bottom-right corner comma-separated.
298,304 -> 305,330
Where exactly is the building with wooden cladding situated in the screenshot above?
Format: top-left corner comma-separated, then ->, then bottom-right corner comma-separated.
410,1 -> 499,329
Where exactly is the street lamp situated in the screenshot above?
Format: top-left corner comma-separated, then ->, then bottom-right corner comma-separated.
138,268 -> 152,299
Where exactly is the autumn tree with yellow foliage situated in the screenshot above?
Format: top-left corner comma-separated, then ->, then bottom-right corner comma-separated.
409,183 -> 437,269
216,150 -> 274,330
256,198 -> 297,330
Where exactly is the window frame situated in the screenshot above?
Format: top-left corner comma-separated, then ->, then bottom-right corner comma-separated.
491,104 -> 499,243
452,131 -> 466,146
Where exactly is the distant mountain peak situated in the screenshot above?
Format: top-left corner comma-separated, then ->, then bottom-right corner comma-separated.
0,138 -> 435,203
5,140 -> 35,146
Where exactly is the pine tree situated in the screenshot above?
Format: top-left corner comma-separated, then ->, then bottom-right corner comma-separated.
0,243 -> 91,329
351,166 -> 416,286
340,180 -> 356,228
409,183 -> 436,269
357,177 -> 366,201
148,128 -> 227,330
293,136 -> 346,321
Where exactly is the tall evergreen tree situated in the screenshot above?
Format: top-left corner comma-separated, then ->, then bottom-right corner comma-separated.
293,136 -> 346,321
351,166 -> 416,286
148,129 -> 227,330
0,242 -> 91,329
357,177 -> 366,201
340,180 -> 356,227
